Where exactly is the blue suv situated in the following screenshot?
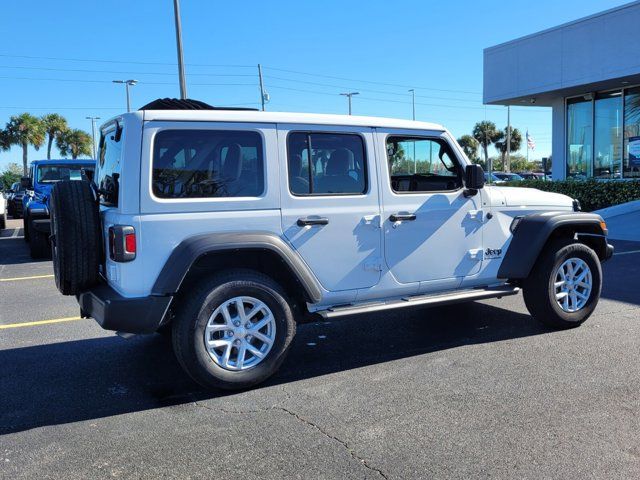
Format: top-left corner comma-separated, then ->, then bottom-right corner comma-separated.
22,159 -> 95,258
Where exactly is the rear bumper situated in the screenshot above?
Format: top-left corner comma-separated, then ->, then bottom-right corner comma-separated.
77,284 -> 172,334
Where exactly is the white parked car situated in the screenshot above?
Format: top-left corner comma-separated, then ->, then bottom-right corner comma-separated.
0,189 -> 6,230
49,99 -> 613,390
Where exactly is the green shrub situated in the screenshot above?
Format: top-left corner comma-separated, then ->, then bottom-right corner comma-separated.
503,179 -> 640,211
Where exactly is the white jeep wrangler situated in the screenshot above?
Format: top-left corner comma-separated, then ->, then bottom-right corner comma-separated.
50,98 -> 613,390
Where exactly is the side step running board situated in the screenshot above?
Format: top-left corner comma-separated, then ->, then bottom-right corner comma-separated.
318,285 -> 520,319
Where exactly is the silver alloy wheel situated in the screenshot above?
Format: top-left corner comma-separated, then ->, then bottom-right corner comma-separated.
554,258 -> 592,313
204,296 -> 276,371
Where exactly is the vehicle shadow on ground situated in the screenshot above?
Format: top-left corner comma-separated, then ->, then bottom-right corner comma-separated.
600,240 -> 640,306
0,301 -> 553,434
0,237 -> 49,265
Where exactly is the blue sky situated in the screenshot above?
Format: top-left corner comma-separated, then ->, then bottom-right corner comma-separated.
0,0 -> 626,170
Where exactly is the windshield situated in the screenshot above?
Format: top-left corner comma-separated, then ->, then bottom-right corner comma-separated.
36,164 -> 94,184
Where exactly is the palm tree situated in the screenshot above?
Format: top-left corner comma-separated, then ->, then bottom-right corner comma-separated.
41,113 -> 68,159
457,135 -> 479,162
494,127 -> 523,172
4,113 -> 46,175
472,121 -> 501,172
56,129 -> 93,159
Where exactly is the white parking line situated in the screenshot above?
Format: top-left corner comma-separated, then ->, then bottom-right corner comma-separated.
613,249 -> 640,256
11,227 -> 19,238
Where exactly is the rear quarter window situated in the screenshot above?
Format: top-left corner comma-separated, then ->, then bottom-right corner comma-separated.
151,129 -> 264,199
96,123 -> 123,206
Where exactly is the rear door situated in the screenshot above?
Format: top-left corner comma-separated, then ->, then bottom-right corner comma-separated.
279,125 -> 382,292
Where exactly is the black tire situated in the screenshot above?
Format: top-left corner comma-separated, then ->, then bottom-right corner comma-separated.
172,269 -> 296,391
523,239 -> 602,329
23,214 -> 29,242
50,181 -> 101,295
0,212 -> 5,230
29,220 -> 50,259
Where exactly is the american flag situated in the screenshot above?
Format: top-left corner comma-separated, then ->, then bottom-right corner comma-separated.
526,131 -> 536,150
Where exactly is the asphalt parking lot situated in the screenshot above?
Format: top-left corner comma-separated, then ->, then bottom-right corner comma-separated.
1,217 -> 639,479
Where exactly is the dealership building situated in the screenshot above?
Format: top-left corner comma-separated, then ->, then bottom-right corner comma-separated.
484,1 -> 640,180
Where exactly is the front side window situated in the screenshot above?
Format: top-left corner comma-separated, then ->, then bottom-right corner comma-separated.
386,136 -> 461,193
287,132 -> 367,195
152,130 -> 264,199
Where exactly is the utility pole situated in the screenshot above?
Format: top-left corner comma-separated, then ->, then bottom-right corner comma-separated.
506,105 -> 511,172
173,0 -> 188,99
408,89 -> 415,120
86,116 -> 100,159
112,79 -> 137,112
258,64 -> 266,111
340,92 -> 359,115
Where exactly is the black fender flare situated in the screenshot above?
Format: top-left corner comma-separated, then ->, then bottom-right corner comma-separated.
151,231 -> 323,303
497,212 -> 611,280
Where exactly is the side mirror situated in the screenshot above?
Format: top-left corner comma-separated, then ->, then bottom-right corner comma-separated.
464,164 -> 485,195
20,176 -> 32,189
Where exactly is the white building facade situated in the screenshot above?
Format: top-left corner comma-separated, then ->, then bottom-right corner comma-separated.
484,1 -> 640,180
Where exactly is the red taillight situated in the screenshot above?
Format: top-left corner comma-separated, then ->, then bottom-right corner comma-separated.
108,225 -> 136,262
125,233 -> 136,253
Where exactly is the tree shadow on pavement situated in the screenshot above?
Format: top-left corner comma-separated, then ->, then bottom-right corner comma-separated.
0,301 -> 552,434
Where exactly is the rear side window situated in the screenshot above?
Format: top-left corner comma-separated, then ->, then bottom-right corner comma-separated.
287,132 -> 367,195
152,130 -> 264,198
96,123 -> 123,206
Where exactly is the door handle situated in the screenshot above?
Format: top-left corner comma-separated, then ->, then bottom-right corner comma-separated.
297,216 -> 329,227
389,213 -> 416,222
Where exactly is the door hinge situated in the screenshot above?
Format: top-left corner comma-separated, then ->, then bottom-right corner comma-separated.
467,248 -> 483,261
468,209 -> 484,222
362,214 -> 381,228
364,258 -> 383,271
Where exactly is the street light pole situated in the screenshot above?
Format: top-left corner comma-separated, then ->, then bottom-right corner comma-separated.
86,116 -> 100,159
340,92 -> 359,115
408,89 -> 415,120
112,79 -> 138,112
173,0 -> 188,100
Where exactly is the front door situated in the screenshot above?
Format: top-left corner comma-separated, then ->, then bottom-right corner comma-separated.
279,125 -> 382,292
376,130 -> 483,286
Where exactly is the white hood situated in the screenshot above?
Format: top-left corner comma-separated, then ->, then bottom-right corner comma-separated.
488,186 -> 573,208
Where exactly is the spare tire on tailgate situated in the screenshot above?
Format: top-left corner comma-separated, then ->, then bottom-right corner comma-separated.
50,180 -> 101,295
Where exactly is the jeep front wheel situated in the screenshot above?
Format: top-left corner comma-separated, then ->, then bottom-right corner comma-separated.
523,239 -> 602,329
172,270 -> 296,390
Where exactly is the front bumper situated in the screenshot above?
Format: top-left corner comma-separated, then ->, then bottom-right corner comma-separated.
77,284 -> 172,334
605,243 -> 614,261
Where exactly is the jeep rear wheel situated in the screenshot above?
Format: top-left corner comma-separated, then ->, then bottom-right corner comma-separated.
172,270 -> 296,390
523,239 -> 602,329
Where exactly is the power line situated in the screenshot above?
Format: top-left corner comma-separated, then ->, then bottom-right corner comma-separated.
0,64 -> 255,77
0,53 -> 254,68
263,66 -> 482,95
0,75 -> 257,87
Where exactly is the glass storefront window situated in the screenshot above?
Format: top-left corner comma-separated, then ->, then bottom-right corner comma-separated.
624,87 -> 640,178
593,92 -> 622,179
567,98 -> 593,179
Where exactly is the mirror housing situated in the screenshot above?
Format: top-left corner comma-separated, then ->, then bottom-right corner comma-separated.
464,164 -> 485,196
20,176 -> 32,190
